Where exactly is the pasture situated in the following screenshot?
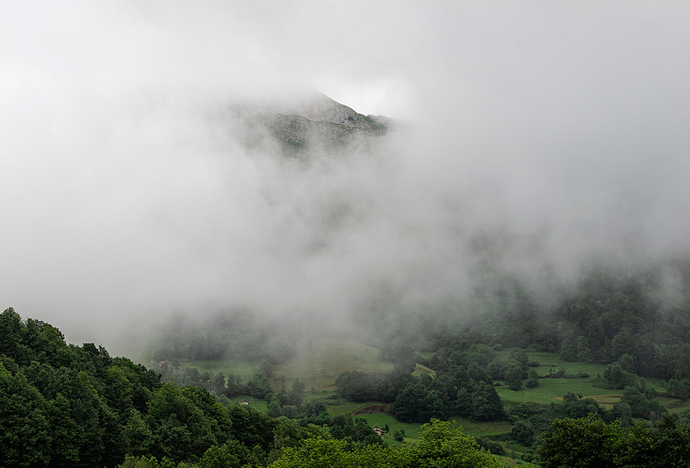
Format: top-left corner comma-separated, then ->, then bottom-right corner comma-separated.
656,396 -> 690,414
496,375 -> 623,408
269,337 -> 395,392
227,395 -> 269,413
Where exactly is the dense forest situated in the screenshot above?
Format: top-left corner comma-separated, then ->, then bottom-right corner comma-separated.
4,299 -> 690,466
419,262 -> 690,380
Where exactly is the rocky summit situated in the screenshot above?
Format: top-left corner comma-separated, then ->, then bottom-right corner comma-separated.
228,91 -> 389,157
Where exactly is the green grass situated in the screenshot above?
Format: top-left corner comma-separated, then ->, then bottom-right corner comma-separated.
357,413 -> 512,445
496,376 -> 623,409
269,338 -> 395,392
142,337 -> 396,396
495,351 -> 679,410
448,417 -> 512,438
521,351 -> 608,376
357,413 -> 519,462
226,395 -> 268,413
359,413 -> 424,440
412,363 -> 436,378
495,454 -> 539,467
656,397 -> 690,414
494,351 -> 626,409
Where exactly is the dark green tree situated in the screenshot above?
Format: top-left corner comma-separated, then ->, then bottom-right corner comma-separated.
512,420 -> 536,446
0,363 -> 51,467
504,370 -> 523,391
559,337 -> 578,362
577,336 -> 594,363
471,383 -> 504,421
538,416 -> 623,468
509,348 -> 529,368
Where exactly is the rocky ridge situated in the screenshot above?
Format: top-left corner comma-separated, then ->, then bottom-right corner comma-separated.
228,91 -> 389,157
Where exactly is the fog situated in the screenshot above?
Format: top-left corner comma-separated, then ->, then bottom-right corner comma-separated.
2,2 -> 689,355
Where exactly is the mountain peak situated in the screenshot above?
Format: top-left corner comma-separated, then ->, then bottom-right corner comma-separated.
228,91 -> 389,157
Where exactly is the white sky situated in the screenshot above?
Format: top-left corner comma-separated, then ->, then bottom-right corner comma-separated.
1,1 -> 689,353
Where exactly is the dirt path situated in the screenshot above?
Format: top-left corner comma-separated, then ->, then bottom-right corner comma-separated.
352,404 -> 390,416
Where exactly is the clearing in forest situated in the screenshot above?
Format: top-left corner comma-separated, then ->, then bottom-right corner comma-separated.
269,337 -> 395,392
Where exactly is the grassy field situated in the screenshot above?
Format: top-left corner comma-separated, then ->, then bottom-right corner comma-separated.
499,350 -> 610,377
495,455 -> 538,467
358,413 -> 424,445
495,350 -> 646,409
496,374 -> 623,409
412,363 -> 436,378
656,396 -> 690,414
357,413 -> 533,465
356,413 -> 512,445
503,351 -> 665,392
269,338 -> 395,392
226,394 -> 269,413
449,416 -> 513,438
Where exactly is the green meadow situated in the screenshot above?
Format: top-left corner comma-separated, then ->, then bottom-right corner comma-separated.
269,337 -> 395,392
156,341 -> 684,418
226,394 -> 269,413
496,375 -> 623,408
656,396 -> 690,414
496,350 -> 646,409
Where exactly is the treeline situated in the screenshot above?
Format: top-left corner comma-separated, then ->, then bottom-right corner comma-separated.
123,419 -> 501,468
428,262 -> 690,382
335,344 -> 505,423
338,329 -> 675,437
151,310 -> 298,365
0,308 -> 386,467
260,419 -> 501,468
538,414 -> 690,468
335,341 -> 611,425
152,260 -> 690,388
155,361 -> 271,400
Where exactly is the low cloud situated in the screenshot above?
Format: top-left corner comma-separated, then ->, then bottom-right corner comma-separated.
1,2 -> 689,354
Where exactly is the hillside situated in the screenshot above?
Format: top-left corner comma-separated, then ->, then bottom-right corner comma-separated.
1,307 -> 514,467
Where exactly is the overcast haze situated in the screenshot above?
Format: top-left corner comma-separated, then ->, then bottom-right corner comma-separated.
2,1 -> 689,355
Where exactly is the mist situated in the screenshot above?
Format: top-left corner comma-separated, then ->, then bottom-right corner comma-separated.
2,1 -> 689,355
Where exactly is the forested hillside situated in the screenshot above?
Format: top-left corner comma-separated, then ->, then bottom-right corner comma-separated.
0,308 -> 499,467
5,302 -> 690,467
151,261 -> 690,387
427,262 -> 690,381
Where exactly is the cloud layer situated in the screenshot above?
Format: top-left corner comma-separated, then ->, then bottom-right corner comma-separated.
1,1 -> 689,353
